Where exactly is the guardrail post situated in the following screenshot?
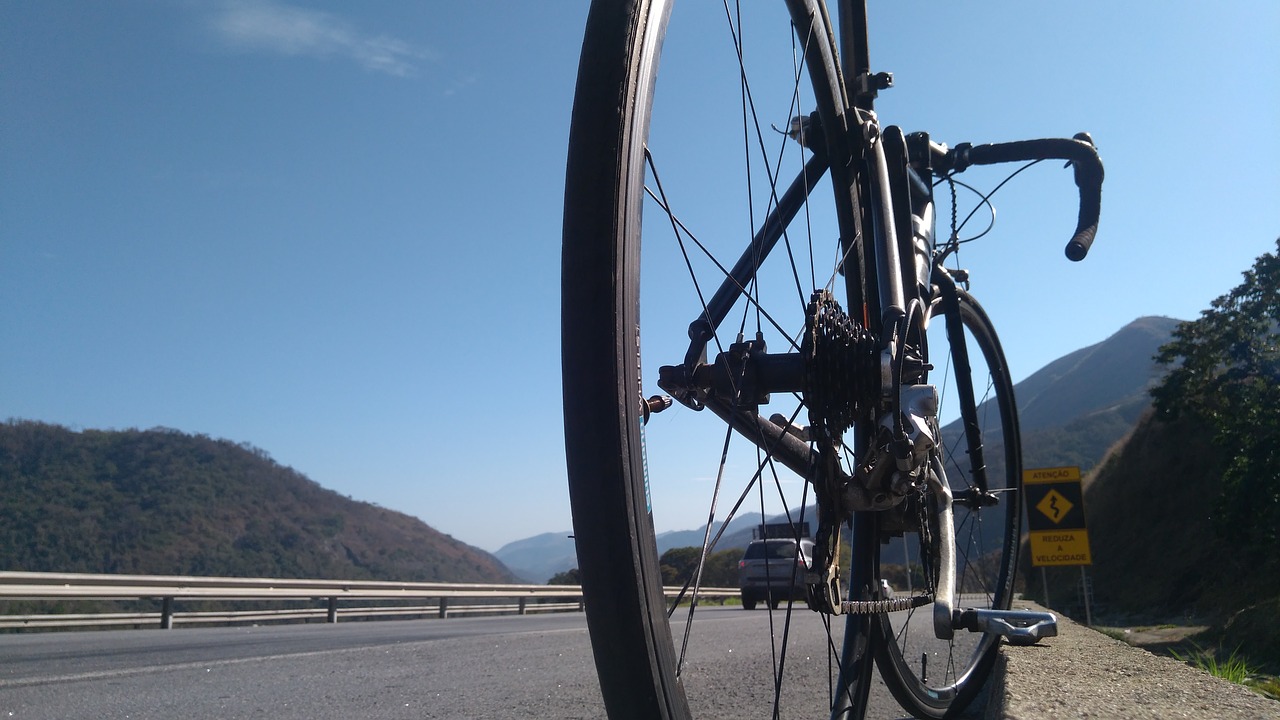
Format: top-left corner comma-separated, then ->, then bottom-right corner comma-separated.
327,597 -> 338,624
160,597 -> 174,629
518,597 -> 527,615
438,598 -> 448,619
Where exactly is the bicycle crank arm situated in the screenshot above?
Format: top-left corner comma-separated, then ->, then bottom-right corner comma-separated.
952,608 -> 1059,646
927,456 -> 957,640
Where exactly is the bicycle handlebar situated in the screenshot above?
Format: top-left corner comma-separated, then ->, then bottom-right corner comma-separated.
934,134 -> 1105,261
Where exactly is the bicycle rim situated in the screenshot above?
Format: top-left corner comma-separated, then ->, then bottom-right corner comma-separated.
562,0 -> 877,717
873,281 -> 1023,718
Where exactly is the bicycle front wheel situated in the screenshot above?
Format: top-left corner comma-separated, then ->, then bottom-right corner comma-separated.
873,279 -> 1023,718
562,0 -> 873,717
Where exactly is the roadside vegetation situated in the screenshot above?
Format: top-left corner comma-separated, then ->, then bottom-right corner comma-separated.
1095,624 -> 1280,701
548,546 -> 744,590
1151,238 -> 1280,571
1169,644 -> 1255,686
1072,239 -> 1280,701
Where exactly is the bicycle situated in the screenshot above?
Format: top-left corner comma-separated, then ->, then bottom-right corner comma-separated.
560,1 -> 1104,718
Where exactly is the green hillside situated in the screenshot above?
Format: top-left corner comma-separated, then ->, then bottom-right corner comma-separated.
1028,241 -> 1279,671
0,421 -> 515,583
1028,410 -> 1279,668
1035,410 -> 1236,615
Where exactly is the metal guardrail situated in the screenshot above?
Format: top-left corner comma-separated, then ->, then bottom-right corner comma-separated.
0,572 -> 738,630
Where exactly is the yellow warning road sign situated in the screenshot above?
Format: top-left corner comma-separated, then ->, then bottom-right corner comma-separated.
1028,530 -> 1093,566
1023,466 -> 1092,567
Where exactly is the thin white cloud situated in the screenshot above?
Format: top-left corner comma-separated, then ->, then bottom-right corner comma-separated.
210,1 -> 429,77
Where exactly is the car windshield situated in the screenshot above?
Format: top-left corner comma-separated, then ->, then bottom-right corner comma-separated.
745,540 -> 798,560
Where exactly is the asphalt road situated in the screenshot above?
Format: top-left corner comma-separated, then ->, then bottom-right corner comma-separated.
0,608 -> 978,719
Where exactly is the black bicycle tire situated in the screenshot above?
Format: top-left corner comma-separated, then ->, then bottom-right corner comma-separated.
562,0 -> 681,714
560,0 -> 870,717
873,282 -> 1023,718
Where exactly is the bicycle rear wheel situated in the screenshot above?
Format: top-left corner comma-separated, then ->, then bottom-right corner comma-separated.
873,278 -> 1023,718
562,0 -> 874,717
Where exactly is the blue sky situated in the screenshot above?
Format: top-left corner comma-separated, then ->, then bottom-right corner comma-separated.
3,1 -> 1277,553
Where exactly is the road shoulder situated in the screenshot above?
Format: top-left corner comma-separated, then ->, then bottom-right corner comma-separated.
984,602 -> 1280,719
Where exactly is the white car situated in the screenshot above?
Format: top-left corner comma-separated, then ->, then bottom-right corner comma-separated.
737,538 -> 815,610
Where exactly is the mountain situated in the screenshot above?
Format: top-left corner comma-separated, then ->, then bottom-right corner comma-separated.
0,421 -> 517,583
493,532 -> 578,583
936,316 -> 1180,489
656,511 -> 769,554
1014,316 -> 1182,472
1016,316 -> 1179,434
494,513 -> 785,582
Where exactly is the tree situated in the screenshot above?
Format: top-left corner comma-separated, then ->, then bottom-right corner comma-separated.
1152,238 -> 1280,563
659,547 -> 702,586
659,546 -> 743,587
547,568 -> 582,585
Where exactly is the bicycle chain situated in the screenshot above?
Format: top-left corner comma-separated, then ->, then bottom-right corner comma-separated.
840,594 -> 932,615
802,290 -> 888,614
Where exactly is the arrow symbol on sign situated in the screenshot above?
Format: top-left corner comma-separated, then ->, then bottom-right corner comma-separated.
1035,490 -> 1075,525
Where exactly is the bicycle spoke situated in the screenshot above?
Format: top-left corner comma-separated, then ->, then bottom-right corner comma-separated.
643,167 -> 807,355
722,0 -> 816,318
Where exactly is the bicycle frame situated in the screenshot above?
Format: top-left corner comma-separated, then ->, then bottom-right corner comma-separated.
657,0 -> 937,504
644,9 -> 897,639
650,1 -> 1051,641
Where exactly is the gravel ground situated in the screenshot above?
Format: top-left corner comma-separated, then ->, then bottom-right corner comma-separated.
986,602 -> 1280,720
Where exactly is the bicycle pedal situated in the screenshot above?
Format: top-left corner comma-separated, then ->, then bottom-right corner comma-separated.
952,608 -> 1058,646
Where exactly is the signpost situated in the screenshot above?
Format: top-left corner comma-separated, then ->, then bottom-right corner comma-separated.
1023,466 -> 1093,623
